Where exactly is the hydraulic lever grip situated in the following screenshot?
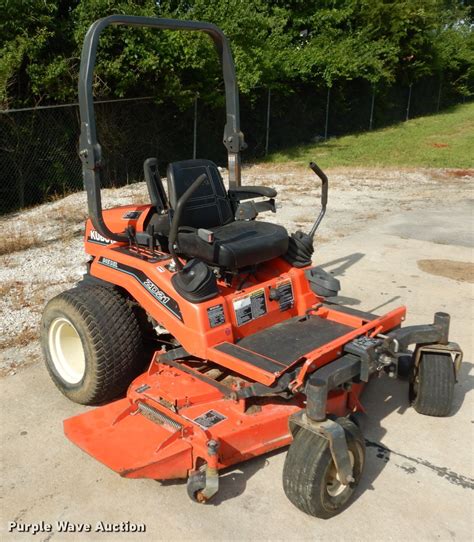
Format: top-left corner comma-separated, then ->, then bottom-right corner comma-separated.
309,161 -> 328,208
308,162 -> 329,239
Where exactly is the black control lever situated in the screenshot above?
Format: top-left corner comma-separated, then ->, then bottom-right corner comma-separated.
308,161 -> 328,239
144,157 -> 169,213
168,173 -> 208,271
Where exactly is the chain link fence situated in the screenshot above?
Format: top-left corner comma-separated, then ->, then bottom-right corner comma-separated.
0,75 -> 468,215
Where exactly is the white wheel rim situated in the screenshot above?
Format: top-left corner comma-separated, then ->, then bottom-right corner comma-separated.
48,317 -> 86,384
326,451 -> 355,497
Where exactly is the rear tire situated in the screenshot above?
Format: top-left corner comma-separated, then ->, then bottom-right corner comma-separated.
41,285 -> 146,405
282,417 -> 365,519
409,352 -> 455,417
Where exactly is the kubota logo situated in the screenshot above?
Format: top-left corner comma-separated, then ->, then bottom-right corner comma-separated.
88,230 -> 112,244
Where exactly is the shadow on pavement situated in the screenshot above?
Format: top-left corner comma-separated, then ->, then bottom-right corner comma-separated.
211,451 -> 279,505
319,252 -> 365,277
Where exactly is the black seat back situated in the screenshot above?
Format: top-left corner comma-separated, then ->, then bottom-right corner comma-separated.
167,159 -> 234,229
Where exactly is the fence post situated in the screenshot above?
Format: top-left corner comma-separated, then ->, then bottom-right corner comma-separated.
405,83 -> 413,121
193,94 -> 198,160
265,88 -> 271,156
18,172 -> 25,209
324,86 -> 331,140
369,84 -> 376,130
436,76 -> 442,112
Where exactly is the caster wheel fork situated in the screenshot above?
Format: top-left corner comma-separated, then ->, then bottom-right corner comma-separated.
187,439 -> 220,504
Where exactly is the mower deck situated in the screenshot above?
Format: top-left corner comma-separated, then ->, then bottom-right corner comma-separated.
64,362 -> 304,480
64,306 -> 400,481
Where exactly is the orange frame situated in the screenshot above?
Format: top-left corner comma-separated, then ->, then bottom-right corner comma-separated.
64,205 -> 406,481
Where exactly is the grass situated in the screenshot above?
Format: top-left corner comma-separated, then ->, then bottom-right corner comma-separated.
266,103 -> 474,169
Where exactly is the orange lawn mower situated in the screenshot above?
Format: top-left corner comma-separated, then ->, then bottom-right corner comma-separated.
41,15 -> 463,519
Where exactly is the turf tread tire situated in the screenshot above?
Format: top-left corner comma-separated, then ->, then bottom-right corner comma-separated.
41,285 -> 145,405
282,417 -> 365,519
410,353 -> 455,417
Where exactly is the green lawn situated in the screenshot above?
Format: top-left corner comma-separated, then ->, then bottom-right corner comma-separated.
266,102 -> 474,169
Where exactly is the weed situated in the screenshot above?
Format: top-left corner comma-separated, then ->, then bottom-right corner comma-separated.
0,223 -> 42,256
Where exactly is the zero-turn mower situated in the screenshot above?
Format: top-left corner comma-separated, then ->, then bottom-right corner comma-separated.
41,15 -> 463,519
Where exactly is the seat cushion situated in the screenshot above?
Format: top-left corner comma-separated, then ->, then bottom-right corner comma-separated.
177,221 -> 289,269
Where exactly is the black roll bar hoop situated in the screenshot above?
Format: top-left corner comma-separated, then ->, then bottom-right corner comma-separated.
78,15 -> 245,242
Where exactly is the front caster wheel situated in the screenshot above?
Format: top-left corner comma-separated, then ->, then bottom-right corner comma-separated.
186,470 -> 207,503
409,352 -> 455,417
282,417 -> 365,519
187,468 -> 219,504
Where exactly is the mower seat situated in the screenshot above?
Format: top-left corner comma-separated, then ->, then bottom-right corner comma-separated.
177,220 -> 288,269
167,159 -> 288,268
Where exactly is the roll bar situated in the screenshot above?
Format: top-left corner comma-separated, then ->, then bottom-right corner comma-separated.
78,15 -> 246,242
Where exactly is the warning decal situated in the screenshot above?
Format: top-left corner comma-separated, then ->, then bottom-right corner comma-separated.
233,288 -> 267,326
193,410 -> 227,429
276,279 -> 294,311
207,304 -> 225,328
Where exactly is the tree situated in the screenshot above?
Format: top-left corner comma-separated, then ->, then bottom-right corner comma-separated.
0,0 -> 472,109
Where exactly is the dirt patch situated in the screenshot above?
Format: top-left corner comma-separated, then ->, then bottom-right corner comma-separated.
1,327 -> 38,350
417,259 -> 474,283
444,169 -> 474,178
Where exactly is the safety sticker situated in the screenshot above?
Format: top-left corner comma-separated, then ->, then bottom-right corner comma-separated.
193,410 -> 227,429
276,279 -> 294,311
233,288 -> 267,326
207,304 -> 226,328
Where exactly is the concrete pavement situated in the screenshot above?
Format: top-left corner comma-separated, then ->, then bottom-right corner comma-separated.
1,200 -> 473,542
